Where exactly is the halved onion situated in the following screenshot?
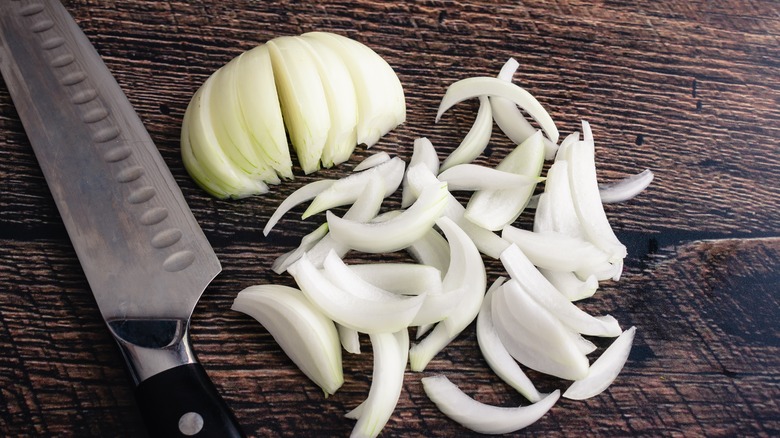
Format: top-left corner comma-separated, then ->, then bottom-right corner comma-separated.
422,375 -> 560,435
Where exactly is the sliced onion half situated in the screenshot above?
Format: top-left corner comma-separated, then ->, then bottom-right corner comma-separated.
422,375 -> 560,435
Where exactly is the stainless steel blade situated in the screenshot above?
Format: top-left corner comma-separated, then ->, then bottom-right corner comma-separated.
0,1 -> 221,376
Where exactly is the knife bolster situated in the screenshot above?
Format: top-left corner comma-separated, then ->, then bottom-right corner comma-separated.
109,318 -> 197,385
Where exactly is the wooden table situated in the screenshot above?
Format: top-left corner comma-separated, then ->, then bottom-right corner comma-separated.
1,1 -> 778,436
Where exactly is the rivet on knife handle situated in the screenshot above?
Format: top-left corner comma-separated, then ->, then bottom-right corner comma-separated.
0,1 -> 244,436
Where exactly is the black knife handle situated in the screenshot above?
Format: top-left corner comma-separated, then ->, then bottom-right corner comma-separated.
135,363 -> 245,438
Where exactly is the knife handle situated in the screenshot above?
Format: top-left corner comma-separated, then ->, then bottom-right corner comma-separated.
135,363 -> 245,438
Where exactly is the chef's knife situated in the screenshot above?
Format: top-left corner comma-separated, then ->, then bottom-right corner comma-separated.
0,1 -> 244,437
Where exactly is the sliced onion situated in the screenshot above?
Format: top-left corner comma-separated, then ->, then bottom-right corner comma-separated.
348,330 -> 409,438
438,164 -> 543,191
501,226 -> 611,272
326,181 -> 448,253
267,36 -> 331,174
402,137 -> 440,208
348,263 -> 443,296
439,96 -> 493,171
492,279 -> 589,380
409,217 -> 486,371
539,268 -> 598,302
353,151 -> 391,172
303,156 -> 405,218
298,36 -> 359,167
271,223 -> 329,274
338,324 -> 361,355
477,277 -> 543,402
303,32 -> 405,148
406,227 -> 451,277
437,76 -> 559,144
465,131 -> 545,231
263,179 -> 336,235
599,169 -> 654,203
422,375 -> 560,435
234,44 -> 293,179
500,244 -> 621,337
232,285 -> 343,396
534,160 -> 587,239
564,326 -> 636,400
490,58 -> 559,160
287,253 -> 424,333
566,122 -> 627,260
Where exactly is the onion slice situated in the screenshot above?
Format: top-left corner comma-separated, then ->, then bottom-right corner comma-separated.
303,156 -> 405,218
348,330 -> 409,438
264,179 -> 336,235
348,263 -> 443,296
409,217 -> 486,371
353,151 -> 391,172
465,131 -> 545,231
232,285 -> 343,396
437,76 -> 559,144
492,279 -> 589,380
421,375 -> 560,435
599,169 -> 654,203
477,277 -> 543,402
500,244 -> 621,337
539,268 -> 598,302
406,227 -> 451,277
288,253 -> 425,334
439,96 -> 493,171
564,326 -> 637,400
326,181 -> 448,253
402,137 -> 440,208
438,164 -> 543,191
501,226 -> 611,272
490,58 -> 559,159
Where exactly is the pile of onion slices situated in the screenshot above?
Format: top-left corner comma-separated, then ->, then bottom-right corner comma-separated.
232,57 -> 653,437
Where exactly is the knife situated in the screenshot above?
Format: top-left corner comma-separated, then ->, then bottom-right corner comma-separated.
0,1 -> 244,437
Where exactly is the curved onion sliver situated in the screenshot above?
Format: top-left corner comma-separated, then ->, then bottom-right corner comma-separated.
599,169 -> 654,203
564,326 -> 636,400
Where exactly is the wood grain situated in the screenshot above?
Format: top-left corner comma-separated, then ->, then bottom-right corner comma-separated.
1,0 -> 778,437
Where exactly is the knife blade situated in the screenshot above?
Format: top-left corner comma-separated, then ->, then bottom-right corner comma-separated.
0,1 -> 244,437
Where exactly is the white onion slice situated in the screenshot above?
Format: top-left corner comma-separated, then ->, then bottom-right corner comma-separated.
421,375 -> 560,435
338,324 -> 361,355
500,244 -> 621,337
492,280 -> 589,380
501,226 -> 611,272
477,277 -> 543,402
405,163 -> 510,258
271,223 -> 329,274
567,122 -> 627,260
402,137 -> 440,208
599,169 -> 654,203
536,160 -> 587,239
409,217 -> 486,371
303,156 -> 405,218
264,179 -> 336,235
539,268 -> 598,302
348,263 -> 443,296
353,151 -> 391,172
232,285 -> 343,396
326,181 -> 448,253
297,36 -> 359,167
438,164 -> 543,191
439,96 -> 493,171
563,326 -> 636,400
406,227 -> 451,277
287,253 -> 424,334
437,76 -> 559,144
465,131 -> 545,231
490,58 -> 559,160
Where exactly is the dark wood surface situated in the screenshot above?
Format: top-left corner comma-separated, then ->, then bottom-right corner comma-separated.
1,0 -> 778,436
